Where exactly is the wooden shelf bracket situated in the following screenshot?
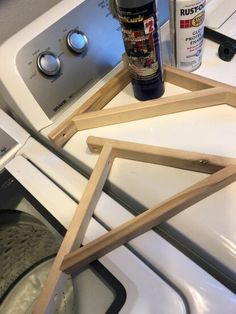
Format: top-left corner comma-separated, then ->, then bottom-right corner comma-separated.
34,136 -> 236,313
49,64 -> 236,147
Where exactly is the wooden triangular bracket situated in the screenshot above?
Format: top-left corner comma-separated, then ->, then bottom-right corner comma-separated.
34,136 -> 236,313
49,64 -> 236,147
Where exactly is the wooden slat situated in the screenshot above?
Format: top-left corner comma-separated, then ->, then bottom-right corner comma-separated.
78,67 -> 130,113
87,136 -> 236,174
48,67 -> 130,147
165,64 -> 236,93
226,91 -> 236,107
61,165 -> 236,274
49,64 -> 236,147
72,87 -> 227,131
33,144 -> 114,314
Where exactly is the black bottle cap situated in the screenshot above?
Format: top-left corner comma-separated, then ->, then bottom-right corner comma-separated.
218,41 -> 235,62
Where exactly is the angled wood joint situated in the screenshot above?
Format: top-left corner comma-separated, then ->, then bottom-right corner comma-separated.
49,64 -> 236,147
35,136 -> 236,313
60,136 -> 236,275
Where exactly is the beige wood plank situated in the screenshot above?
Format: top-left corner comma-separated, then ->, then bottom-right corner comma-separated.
78,67 -> 130,113
49,67 -> 130,147
61,165 -> 236,274
87,136 -> 236,174
72,87 -> 227,131
226,91 -> 236,107
33,144 -> 114,314
49,64 -> 236,147
165,64 -> 236,93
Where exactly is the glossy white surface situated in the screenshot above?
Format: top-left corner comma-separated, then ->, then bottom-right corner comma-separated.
0,111 -> 187,313
13,138 -> 236,313
61,3 -> 236,276
0,0 -> 85,131
0,0 -> 235,312
196,16 -> 236,85
6,153 -> 186,314
0,109 -> 29,169
64,99 -> 236,276
205,0 -> 236,28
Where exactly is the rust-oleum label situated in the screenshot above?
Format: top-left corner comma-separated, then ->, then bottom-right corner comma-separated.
179,5 -> 205,28
179,3 -> 205,16
170,0 -> 206,72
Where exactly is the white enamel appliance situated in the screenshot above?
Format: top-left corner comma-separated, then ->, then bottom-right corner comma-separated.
0,108 -> 192,313
0,0 -> 235,312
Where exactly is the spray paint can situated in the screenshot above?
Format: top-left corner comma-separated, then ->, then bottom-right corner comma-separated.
169,0 -> 206,72
115,0 -> 165,101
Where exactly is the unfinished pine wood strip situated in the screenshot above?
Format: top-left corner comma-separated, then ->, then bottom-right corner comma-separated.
49,67 -> 130,147
87,136 -> 236,174
61,165 -> 236,274
165,64 -> 236,93
49,121 -> 78,148
72,87 -> 227,131
79,67 -> 130,113
33,144 -> 114,314
49,64 -> 236,148
226,91 -> 236,107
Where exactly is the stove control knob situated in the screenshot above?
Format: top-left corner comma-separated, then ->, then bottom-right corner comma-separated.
66,30 -> 88,54
37,51 -> 61,76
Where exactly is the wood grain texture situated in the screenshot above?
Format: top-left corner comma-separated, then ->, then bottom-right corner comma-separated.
49,64 -> 236,147
48,67 -> 130,146
78,67 -> 130,113
226,91 -> 236,107
72,87 -> 227,131
165,64 -> 236,93
87,136 -> 236,174
33,144 -> 114,314
61,165 -> 236,274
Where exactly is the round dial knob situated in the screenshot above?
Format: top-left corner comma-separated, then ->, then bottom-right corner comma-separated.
66,30 -> 88,54
37,51 -> 61,76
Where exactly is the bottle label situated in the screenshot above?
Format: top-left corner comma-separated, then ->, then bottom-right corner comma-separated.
117,3 -> 162,80
174,0 -> 206,71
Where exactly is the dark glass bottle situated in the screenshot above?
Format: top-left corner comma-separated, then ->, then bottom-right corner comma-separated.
115,0 -> 165,100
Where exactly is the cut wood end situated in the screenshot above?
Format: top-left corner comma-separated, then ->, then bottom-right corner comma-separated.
87,136 -> 105,153
48,132 -> 70,147
49,123 -> 78,147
